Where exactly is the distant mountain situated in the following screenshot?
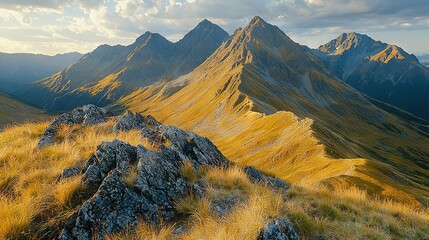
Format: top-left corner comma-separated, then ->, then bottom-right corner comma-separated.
314,33 -> 429,120
18,19 -> 229,111
0,93 -> 50,129
116,17 -> 429,206
418,54 -> 429,67
0,52 -> 82,93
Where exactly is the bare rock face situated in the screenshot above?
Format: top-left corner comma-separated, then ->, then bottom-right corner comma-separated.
258,219 -> 300,240
37,104 -> 113,147
51,108 -> 294,239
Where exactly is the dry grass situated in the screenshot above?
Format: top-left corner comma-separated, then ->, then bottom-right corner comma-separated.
1,121 -> 428,239
106,222 -> 175,240
54,176 -> 82,210
123,164 -> 138,189
112,167 -> 429,240
0,120 -> 148,239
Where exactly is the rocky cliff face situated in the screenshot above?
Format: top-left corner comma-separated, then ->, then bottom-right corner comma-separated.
37,105 -> 293,239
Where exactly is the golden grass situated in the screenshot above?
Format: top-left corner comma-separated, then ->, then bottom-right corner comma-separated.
54,176 -> 82,210
123,164 -> 138,189
1,120 -> 428,239
117,29 -> 429,207
112,167 -> 429,240
106,222 -> 175,240
0,121 -> 148,239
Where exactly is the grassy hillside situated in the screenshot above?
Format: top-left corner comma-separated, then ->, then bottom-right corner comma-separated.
0,122 -> 428,239
0,93 -> 50,129
117,21 -> 429,208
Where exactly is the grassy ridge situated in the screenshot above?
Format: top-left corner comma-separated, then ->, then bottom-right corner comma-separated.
0,122 -> 428,239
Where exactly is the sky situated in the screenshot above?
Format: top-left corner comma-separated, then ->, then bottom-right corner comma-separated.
0,0 -> 428,56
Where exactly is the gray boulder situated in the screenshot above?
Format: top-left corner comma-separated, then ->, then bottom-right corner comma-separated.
113,110 -> 160,133
60,118 -> 231,239
57,110 -> 295,240
258,219 -> 300,240
37,105 -> 113,147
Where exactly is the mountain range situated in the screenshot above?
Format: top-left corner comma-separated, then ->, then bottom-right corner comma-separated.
8,17 -> 429,206
314,33 -> 429,121
16,20 -> 228,111
0,52 -> 82,93
1,16 -> 429,239
114,17 -> 429,206
418,54 -> 429,67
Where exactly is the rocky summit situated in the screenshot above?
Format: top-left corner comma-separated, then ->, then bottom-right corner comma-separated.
36,105 -> 292,239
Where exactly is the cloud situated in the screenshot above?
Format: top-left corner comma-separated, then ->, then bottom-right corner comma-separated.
0,0 -> 429,54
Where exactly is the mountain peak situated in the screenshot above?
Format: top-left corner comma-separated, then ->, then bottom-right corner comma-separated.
132,32 -> 171,48
237,15 -> 296,48
318,32 -> 377,55
178,18 -> 228,46
196,18 -> 212,27
247,16 -> 269,29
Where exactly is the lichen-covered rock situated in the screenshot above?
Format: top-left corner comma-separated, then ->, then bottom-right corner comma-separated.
113,110 -> 160,132
160,125 -> 229,168
37,105 -> 113,147
81,140 -> 137,187
59,166 -> 81,180
258,219 -> 300,240
58,110 -> 304,240
244,166 -> 289,190
114,111 -> 230,168
60,112 -> 231,239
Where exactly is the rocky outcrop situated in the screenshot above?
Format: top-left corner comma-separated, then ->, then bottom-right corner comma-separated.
59,109 -> 231,239
59,166 -> 81,180
258,219 -> 300,240
113,110 -> 160,133
43,107 -> 296,239
244,166 -> 289,190
37,105 -> 113,147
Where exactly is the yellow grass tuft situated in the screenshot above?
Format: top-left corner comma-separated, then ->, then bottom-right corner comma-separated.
54,176 -> 82,210
0,121 -> 151,238
123,164 -> 138,189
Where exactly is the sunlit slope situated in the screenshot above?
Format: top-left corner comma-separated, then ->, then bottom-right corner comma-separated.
118,17 -> 429,206
18,20 -> 228,112
0,93 -> 50,129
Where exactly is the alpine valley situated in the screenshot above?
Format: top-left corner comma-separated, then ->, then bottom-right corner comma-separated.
1,17 -> 428,240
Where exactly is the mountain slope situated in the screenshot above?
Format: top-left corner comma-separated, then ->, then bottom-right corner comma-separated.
116,17 -> 429,206
1,107 -> 427,239
17,20 -> 229,111
0,93 -> 50,129
314,33 -> 429,120
0,52 -> 82,93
